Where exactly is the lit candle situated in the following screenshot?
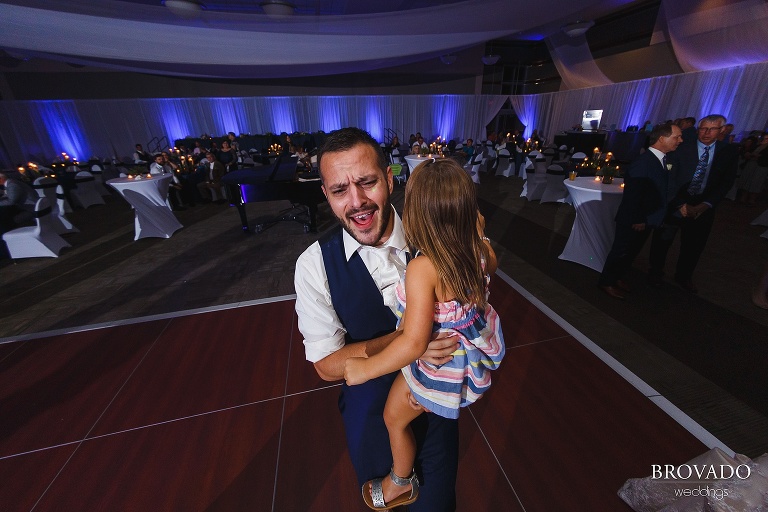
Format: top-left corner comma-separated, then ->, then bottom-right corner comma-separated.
620,182 -> 625,188
594,176 -> 601,181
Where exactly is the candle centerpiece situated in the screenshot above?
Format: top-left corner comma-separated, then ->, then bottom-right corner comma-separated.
579,149 -> 621,184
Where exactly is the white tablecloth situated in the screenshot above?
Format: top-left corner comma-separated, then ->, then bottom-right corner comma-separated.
403,155 -> 435,174
559,177 -> 624,272
107,174 -> 182,240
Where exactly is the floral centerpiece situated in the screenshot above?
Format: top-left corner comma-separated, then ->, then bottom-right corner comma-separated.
578,148 -> 622,184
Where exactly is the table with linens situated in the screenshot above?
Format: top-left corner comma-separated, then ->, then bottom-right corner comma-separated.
403,155 -> 437,175
107,174 -> 183,240
559,177 -> 624,272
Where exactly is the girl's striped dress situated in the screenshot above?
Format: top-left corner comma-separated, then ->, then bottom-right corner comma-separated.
396,273 -> 505,420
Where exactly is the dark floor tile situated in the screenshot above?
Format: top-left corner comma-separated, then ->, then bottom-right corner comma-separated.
0,444 -> 78,511
285,308 -> 338,395
456,413 -> 526,511
470,337 -> 706,511
275,387 -> 360,512
0,321 -> 169,457
33,400 -> 283,511
90,302 -> 295,436
489,278 -> 569,346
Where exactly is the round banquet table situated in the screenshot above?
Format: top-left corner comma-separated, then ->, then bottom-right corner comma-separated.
403,155 -> 437,174
559,177 -> 624,272
107,174 -> 182,240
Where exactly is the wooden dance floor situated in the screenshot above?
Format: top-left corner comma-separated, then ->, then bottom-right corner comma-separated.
0,275 -> 708,511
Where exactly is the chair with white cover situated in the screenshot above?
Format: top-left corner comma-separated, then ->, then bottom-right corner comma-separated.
542,148 -> 556,166
521,159 -> 548,201
468,152 -> 483,184
32,177 -> 79,234
390,148 -> 403,164
558,145 -> 569,162
70,171 -> 105,209
2,197 -> 71,259
54,185 -> 79,233
90,164 -> 111,196
495,149 -> 513,177
540,165 -> 570,203
571,152 -> 588,168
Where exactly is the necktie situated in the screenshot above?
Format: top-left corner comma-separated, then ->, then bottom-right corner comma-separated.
688,145 -> 710,195
662,155 -> 667,170
376,246 -> 407,312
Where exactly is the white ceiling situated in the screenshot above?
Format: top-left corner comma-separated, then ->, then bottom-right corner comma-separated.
0,0 -> 651,78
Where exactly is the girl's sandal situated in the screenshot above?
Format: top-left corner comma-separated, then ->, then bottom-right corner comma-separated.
362,467 -> 420,511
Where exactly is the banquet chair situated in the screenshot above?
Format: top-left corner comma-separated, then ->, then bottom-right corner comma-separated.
390,148 -> 403,164
468,153 -> 483,185
495,149 -> 513,177
70,171 -> 106,209
54,185 -> 79,233
521,159 -> 548,201
540,165 -> 570,203
391,164 -> 406,186
32,178 -> 80,234
542,148 -> 556,166
2,197 -> 71,259
90,164 -> 111,196
571,151 -> 588,166
558,145 -> 569,162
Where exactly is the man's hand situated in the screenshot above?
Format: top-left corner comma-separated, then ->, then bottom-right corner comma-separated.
688,203 -> 710,219
631,223 -> 646,231
343,357 -> 370,386
419,331 -> 459,366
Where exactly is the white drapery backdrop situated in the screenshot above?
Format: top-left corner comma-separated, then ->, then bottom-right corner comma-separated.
545,32 -> 613,90
0,95 -> 508,166
654,0 -> 768,73
509,61 -> 768,140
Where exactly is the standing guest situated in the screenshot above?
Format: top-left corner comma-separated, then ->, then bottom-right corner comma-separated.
343,158 -> 505,510
226,132 -> 240,152
0,172 -> 37,233
294,127 -> 461,512
598,123 -> 683,299
197,151 -> 227,203
648,114 -> 738,292
736,131 -> 768,205
133,144 -> 151,165
408,134 -> 417,147
679,117 -> 698,143
718,123 -> 735,143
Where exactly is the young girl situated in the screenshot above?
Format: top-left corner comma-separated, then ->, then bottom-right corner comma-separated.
344,158 -> 505,510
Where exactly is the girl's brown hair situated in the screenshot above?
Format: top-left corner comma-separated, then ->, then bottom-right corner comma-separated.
403,158 -> 489,307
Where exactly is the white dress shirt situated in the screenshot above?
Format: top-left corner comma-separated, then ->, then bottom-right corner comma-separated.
294,207 -> 409,363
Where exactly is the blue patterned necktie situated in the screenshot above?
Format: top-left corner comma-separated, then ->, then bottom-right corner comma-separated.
688,145 -> 710,195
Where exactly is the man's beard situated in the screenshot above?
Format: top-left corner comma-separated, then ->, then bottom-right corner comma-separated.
336,203 -> 392,247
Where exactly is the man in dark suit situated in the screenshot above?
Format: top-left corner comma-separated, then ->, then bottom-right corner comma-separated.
599,123 -> 683,299
649,114 -> 738,293
679,117 -> 698,143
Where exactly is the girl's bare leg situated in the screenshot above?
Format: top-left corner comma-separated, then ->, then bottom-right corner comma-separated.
376,373 -> 424,504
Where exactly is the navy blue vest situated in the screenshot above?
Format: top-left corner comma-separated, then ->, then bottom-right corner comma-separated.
320,227 -> 398,342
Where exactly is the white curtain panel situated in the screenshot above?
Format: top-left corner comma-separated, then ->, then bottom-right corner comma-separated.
0,95 -> 507,166
510,61 -> 768,140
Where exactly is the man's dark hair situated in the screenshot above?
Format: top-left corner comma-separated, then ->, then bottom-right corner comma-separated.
649,123 -> 674,146
317,127 -> 387,180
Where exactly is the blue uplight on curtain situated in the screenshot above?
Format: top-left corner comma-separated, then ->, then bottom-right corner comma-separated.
34,101 -> 90,160
0,95 -> 509,167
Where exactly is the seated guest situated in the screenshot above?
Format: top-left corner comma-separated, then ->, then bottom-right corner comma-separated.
193,141 -> 205,155
456,138 -> 475,164
217,140 -> 238,171
149,154 -> 170,175
598,123 -> 683,299
0,171 -> 37,234
388,135 -> 401,151
133,144 -> 151,165
197,152 -> 227,203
